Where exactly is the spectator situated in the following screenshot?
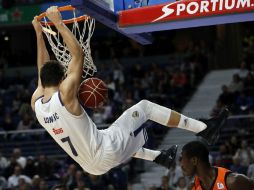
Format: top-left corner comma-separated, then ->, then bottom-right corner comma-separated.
210,100 -> 224,117
218,85 -> 234,107
236,92 -> 254,114
92,108 -> 104,124
12,148 -> 27,169
165,162 -> 183,187
243,72 -> 254,96
31,175 -> 41,190
18,177 -> 31,190
73,170 -> 91,190
7,165 -> 32,189
175,177 -> 187,190
0,176 -> 7,190
74,180 -> 90,190
237,61 -> 249,79
38,179 -> 48,190
12,114 -> 34,140
228,136 -> 239,155
0,150 -> 8,173
4,156 -> 18,178
112,59 -> 125,85
34,155 -> 51,180
108,167 -> 128,190
215,144 -> 232,169
230,157 -> 247,175
228,74 -> 243,94
62,164 -> 77,190
24,156 -> 36,178
171,69 -> 187,98
234,140 -> 254,167
87,174 -> 107,190
156,175 -> 175,190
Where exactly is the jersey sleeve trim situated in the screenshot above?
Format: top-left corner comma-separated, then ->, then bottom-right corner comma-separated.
35,95 -> 44,102
58,91 -> 64,106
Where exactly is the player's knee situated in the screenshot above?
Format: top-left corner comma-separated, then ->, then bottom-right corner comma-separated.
136,99 -> 151,111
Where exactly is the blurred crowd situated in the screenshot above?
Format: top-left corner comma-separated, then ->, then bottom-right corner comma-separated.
0,147 -> 131,190
211,31 -> 254,117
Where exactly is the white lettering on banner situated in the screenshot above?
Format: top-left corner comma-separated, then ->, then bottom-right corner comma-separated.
220,0 -> 224,10
153,3 -> 175,22
225,0 -> 235,9
188,2 -> 200,14
177,4 -> 185,15
200,1 -> 209,13
153,0 -> 253,22
237,0 -> 250,8
211,0 -> 219,11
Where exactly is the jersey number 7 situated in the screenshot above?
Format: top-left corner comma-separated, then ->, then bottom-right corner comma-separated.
61,136 -> 78,156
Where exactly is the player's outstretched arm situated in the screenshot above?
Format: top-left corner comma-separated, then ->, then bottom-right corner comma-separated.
227,173 -> 254,190
31,16 -> 50,110
45,6 -> 84,104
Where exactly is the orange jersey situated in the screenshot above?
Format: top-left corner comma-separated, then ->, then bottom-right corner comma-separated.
192,167 -> 231,190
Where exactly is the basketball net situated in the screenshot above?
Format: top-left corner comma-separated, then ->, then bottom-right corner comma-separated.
39,6 -> 96,78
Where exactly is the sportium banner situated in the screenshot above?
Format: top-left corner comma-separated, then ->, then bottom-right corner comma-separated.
119,0 -> 254,27
0,5 -> 40,25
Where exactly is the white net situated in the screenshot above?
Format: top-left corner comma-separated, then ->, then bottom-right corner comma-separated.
41,10 -> 96,78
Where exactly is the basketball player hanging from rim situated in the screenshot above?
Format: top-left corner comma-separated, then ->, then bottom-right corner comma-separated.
31,6 -> 229,175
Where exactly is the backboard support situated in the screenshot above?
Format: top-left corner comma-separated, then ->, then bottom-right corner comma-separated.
71,0 -> 153,45
71,0 -> 254,45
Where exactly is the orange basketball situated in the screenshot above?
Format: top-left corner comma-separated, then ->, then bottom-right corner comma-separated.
78,77 -> 108,108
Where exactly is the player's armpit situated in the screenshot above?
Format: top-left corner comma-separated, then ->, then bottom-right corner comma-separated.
226,173 -> 254,190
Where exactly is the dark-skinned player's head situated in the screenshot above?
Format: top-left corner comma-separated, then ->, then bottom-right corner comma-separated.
180,141 -> 210,177
40,60 -> 65,88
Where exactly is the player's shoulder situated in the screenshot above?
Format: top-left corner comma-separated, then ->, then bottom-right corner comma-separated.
226,172 -> 254,190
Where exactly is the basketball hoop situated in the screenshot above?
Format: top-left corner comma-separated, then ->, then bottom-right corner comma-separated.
37,5 -> 96,78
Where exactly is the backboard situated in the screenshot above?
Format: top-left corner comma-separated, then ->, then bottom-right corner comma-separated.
71,0 -> 254,45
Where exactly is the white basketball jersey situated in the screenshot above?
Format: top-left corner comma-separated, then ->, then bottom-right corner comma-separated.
35,91 -> 107,175
35,91 -> 148,175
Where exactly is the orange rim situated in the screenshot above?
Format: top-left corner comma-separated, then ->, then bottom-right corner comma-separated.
37,5 -> 89,25
40,15 -> 90,26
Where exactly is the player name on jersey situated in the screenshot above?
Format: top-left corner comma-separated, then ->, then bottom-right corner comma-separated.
44,112 -> 59,123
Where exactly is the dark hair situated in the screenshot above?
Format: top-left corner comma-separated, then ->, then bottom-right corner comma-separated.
182,141 -> 209,164
40,60 -> 65,88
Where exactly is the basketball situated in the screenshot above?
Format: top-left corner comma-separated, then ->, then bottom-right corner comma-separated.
78,77 -> 108,108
